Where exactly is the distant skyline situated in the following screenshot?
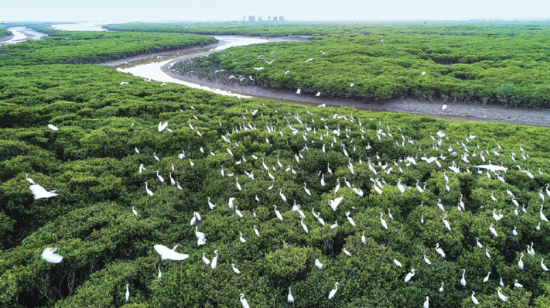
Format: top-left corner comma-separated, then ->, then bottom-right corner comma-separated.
1,0 -> 548,22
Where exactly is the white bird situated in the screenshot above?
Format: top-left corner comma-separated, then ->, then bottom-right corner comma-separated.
439,282 -> 444,292
253,225 -> 260,237
29,184 -> 58,200
483,272 -> 491,283
169,172 -> 175,186
471,291 -> 479,305
321,174 -> 326,187
334,179 -> 340,194
435,243 -> 446,258
497,287 -> 508,302
132,206 -> 138,216
343,248 -> 351,256
211,250 -> 218,269
135,147 -> 140,154
489,223 -> 498,237
404,269 -> 416,283
315,259 -> 323,269
393,258 -> 403,267
273,205 -> 283,221
239,293 -> 250,308
288,287 -> 294,303
145,182 -> 154,196
296,89 -> 301,95
232,263 -> 241,274
423,297 -> 429,308
540,205 -> 548,222
207,197 -> 216,210
328,282 -> 339,299
47,124 -> 59,131
518,253 -> 524,270
514,279 -> 523,288
126,284 -> 130,302
304,183 -> 311,196
460,269 -> 466,287
153,245 -> 189,260
300,217 -> 309,233
158,266 -> 162,279
202,253 -> 210,265
329,196 -> 344,211
397,179 -> 405,194
229,197 -> 236,209
541,258 -> 549,271
442,214 -> 451,232
239,232 -> 246,243
380,213 -> 388,229
279,189 -> 287,202
423,254 -> 431,265
25,173 -> 35,185
156,171 -> 164,183
41,247 -> 63,263
236,178 -> 242,191
345,211 -> 356,226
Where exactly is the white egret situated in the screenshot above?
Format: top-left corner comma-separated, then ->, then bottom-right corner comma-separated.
287,287 -> 294,303
483,272 -> 491,283
29,184 -> 58,200
132,206 -> 138,216
334,179 -> 340,194
300,217 -> 309,234
404,269 -> 416,283
279,189 -> 287,202
514,279 -> 523,288
361,231 -> 366,244
239,232 -> 246,243
211,250 -> 219,269
497,287 -> 508,302
189,158 -> 194,167
540,205 -> 548,222
47,124 -> 59,131
126,284 -> 130,302
330,221 -> 338,229
518,253 -> 524,270
394,258 -> 403,267
153,245 -> 189,260
486,248 -> 491,259
156,171 -> 164,183
380,213 -> 388,230
423,254 -> 431,265
423,297 -> 429,308
329,196 -> 344,211
315,259 -> 323,269
304,183 -> 311,196
236,178 -> 242,191
145,182 -> 154,196
158,266 -> 162,280
139,164 -> 146,174
41,247 -> 63,263
439,282 -> 444,292
232,263 -> 241,274
239,293 -> 250,308
397,179 -> 405,194
328,282 -> 339,299
169,173 -> 175,186
471,291 -> 479,305
207,197 -> 216,210
273,205 -> 283,221
202,253 -> 210,265
489,223 -> 498,237
321,174 -> 326,187
442,214 -> 451,232
229,197 -> 236,209
254,225 -> 260,237
460,269 -> 466,287
25,174 -> 35,185
435,243 -> 446,258
541,258 -> 549,271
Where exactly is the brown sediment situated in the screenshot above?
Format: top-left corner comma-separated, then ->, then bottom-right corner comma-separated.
161,62 -> 550,127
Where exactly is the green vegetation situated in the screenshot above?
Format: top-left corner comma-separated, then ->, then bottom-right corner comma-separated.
171,22 -> 550,109
1,62 -> 550,307
0,31 -> 216,66
0,27 -> 10,37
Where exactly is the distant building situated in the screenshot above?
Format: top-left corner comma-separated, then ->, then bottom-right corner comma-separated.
248,15 -> 255,22
268,16 -> 271,21
258,16 -> 263,21
272,16 -> 278,22
279,16 -> 285,21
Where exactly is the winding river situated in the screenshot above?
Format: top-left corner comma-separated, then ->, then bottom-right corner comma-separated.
0,26 -> 47,45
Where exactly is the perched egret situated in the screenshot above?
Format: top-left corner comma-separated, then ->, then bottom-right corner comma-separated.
239,293 -> 250,308
288,287 -> 294,303
211,250 -> 219,269
404,269 -> 416,283
126,284 -> 130,302
483,272 -> 491,283
41,247 -> 63,263
471,291 -> 479,305
380,213 -> 388,229
497,287 -> 508,302
315,259 -> 323,269
460,269 -> 467,287
202,253 -> 210,265
145,182 -> 154,196
328,282 -> 339,299
232,263 -> 241,274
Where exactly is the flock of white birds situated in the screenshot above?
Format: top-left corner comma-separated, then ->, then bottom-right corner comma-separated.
31,98 -> 548,307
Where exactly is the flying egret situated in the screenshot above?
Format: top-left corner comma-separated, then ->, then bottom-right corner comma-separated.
47,124 -> 59,131
29,184 -> 58,200
41,247 -> 63,263
328,282 -> 339,299
153,245 -> 189,260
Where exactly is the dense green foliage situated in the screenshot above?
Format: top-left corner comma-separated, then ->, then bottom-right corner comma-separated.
0,31 -> 216,66
1,62 -> 550,307
0,27 -> 10,37
172,23 -> 550,109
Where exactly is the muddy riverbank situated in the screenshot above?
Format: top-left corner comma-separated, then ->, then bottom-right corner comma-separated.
161,64 -> 550,127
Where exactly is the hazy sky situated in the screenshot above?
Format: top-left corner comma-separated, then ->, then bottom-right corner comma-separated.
1,0 -> 548,22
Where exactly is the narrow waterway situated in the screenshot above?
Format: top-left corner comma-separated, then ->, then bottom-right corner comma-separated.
0,27 -> 47,45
